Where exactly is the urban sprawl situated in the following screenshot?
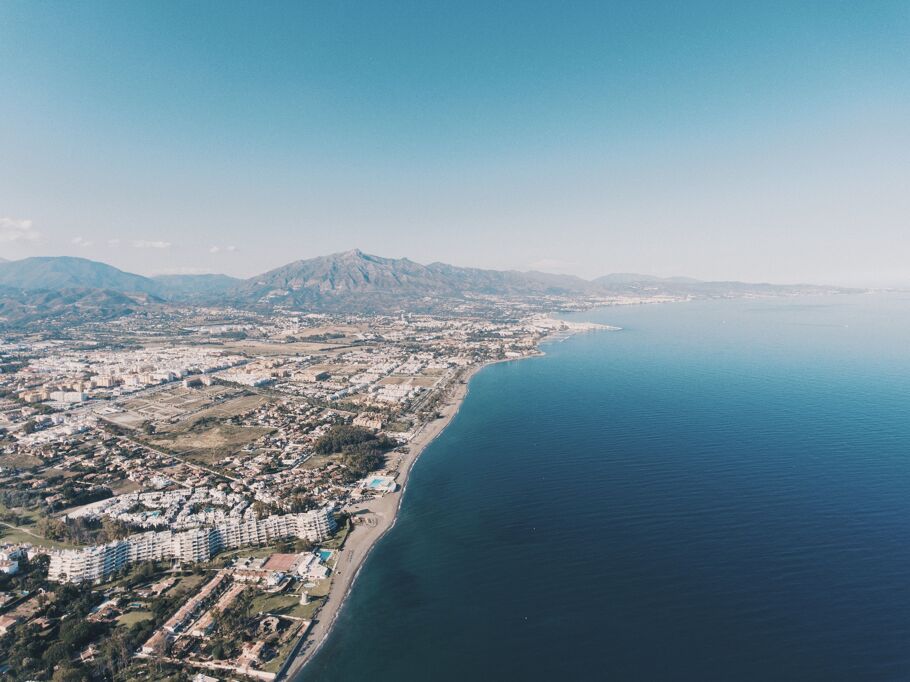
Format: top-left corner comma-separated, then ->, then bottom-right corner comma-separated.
0,303 -> 614,680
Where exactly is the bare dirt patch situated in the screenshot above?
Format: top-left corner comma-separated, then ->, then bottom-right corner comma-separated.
150,423 -> 274,464
0,453 -> 42,469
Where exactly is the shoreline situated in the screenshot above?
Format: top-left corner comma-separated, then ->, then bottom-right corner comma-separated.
279,358 -> 498,680
280,328 -> 612,680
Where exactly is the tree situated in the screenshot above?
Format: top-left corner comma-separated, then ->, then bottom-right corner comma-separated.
95,628 -> 136,679
313,425 -> 394,479
43,641 -> 71,668
59,619 -> 99,650
312,425 -> 376,454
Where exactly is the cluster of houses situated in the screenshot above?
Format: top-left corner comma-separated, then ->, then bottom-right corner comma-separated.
65,487 -> 251,531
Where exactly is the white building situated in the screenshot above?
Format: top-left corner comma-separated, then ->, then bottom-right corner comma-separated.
47,507 -> 336,583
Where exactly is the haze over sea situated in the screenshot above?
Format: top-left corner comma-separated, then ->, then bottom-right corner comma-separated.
303,294 -> 910,681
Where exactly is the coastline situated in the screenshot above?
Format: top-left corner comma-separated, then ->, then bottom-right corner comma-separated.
280,325 -> 614,680
279,358 -> 500,680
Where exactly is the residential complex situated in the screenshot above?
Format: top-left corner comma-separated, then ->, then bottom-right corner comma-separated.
47,507 -> 336,583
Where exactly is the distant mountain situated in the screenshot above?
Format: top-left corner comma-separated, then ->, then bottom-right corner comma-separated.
0,251 -> 857,327
0,257 -> 8,263
232,250 -> 843,310
234,249 -> 597,308
152,273 -> 241,297
423,262 -> 595,295
0,257 -> 240,301
595,273 -> 701,285
0,256 -> 159,294
239,250 -> 448,297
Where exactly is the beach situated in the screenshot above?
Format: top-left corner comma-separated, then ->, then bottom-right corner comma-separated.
280,362 -> 486,680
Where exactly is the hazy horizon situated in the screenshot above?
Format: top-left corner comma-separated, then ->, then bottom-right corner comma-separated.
1,2 -> 908,286
0,248 -> 896,289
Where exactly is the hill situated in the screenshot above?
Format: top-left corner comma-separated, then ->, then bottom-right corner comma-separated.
0,286 -> 159,330
0,256 -> 159,294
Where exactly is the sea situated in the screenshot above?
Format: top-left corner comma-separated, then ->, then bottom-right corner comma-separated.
301,293 -> 910,681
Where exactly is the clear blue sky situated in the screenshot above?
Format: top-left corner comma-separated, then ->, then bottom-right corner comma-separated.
1,1 -> 907,284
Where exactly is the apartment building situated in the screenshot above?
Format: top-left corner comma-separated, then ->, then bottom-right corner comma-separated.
47,507 -> 336,583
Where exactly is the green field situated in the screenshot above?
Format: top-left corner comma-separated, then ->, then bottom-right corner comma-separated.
250,590 -> 324,621
0,505 -> 77,549
305,577 -> 332,599
117,610 -> 153,626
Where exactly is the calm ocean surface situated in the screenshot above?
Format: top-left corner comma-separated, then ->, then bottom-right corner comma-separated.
302,294 -> 910,681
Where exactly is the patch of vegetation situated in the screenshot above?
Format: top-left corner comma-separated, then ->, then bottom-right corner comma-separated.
39,515 -> 131,545
313,425 -> 395,480
117,610 -> 153,626
208,588 -> 255,660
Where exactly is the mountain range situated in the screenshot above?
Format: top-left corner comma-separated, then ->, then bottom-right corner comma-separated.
0,250 -> 851,328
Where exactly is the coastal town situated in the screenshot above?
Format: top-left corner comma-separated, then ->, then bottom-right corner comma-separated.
0,303 -> 614,680
1,0 -> 895,676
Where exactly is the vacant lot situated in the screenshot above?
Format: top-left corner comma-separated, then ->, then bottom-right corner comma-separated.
378,374 -> 439,389
150,423 -> 273,464
377,375 -> 409,385
0,452 -> 42,469
118,610 -> 153,626
156,394 -> 267,432
412,375 -> 439,388
107,384 -> 244,429
109,478 -> 142,495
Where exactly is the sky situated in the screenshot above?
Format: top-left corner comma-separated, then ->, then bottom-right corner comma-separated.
0,1 -> 908,285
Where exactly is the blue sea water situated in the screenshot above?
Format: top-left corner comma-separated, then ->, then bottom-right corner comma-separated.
302,294 -> 910,681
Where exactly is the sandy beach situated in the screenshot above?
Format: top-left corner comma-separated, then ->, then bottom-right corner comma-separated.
279,362 -> 486,680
